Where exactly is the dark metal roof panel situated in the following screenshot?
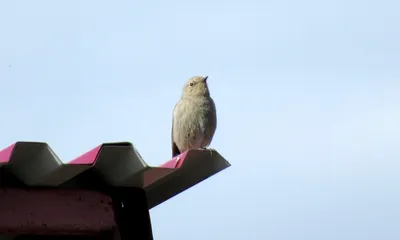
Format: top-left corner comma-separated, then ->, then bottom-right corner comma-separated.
0,142 -> 230,209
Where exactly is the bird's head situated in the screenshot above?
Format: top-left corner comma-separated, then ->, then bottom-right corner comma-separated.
182,76 -> 210,98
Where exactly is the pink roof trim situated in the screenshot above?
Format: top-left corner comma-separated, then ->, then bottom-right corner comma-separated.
0,143 -> 191,168
0,143 -> 16,164
68,145 -> 102,165
159,150 -> 188,168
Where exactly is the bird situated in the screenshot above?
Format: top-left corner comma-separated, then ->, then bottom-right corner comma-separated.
171,76 -> 217,157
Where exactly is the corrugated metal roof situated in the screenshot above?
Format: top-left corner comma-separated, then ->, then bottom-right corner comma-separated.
0,142 -> 230,209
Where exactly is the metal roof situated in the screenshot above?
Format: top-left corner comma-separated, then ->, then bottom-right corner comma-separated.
0,142 -> 230,209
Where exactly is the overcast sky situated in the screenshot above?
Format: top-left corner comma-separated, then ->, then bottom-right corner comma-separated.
0,0 -> 399,239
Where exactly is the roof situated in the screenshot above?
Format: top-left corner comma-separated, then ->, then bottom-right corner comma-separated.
0,142 -> 231,209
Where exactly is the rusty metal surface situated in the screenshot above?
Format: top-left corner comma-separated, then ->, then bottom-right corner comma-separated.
0,188 -> 115,235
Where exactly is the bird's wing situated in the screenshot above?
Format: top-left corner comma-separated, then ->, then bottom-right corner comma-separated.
171,101 -> 181,157
205,97 -> 218,145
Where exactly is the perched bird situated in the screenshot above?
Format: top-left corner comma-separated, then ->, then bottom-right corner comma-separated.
171,76 -> 217,157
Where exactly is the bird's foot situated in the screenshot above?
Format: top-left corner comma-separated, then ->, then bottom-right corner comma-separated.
200,147 -> 215,155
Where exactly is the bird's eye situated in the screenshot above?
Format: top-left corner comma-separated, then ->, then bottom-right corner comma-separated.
189,82 -> 194,86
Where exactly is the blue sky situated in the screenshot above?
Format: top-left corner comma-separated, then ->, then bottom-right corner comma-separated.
1,0 -> 399,239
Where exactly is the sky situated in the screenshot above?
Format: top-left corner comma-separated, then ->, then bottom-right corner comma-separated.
0,0 -> 399,239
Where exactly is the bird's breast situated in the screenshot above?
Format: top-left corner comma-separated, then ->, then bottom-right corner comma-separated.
176,97 -> 216,132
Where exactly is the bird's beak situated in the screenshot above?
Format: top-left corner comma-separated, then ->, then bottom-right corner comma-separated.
203,76 -> 208,83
